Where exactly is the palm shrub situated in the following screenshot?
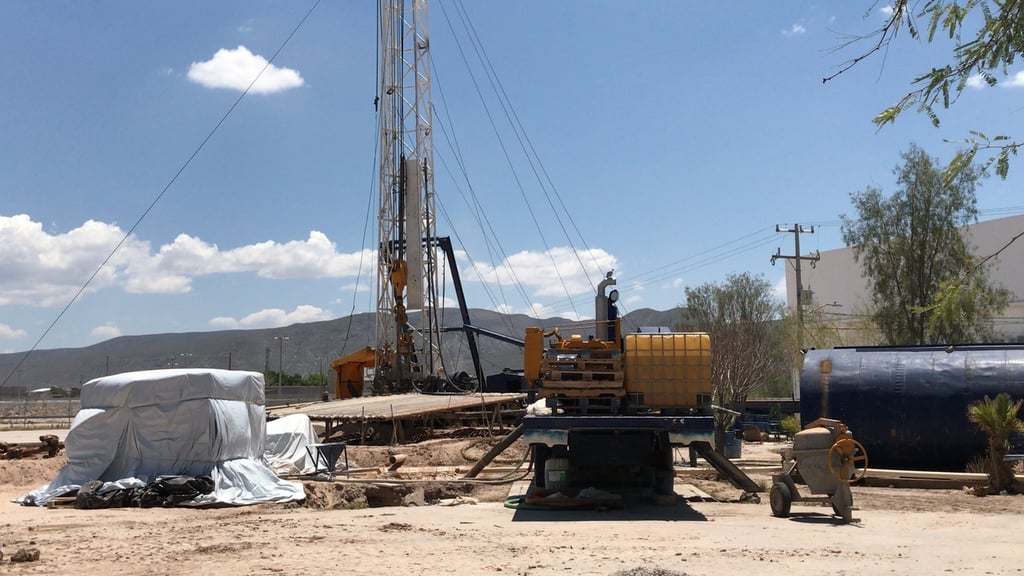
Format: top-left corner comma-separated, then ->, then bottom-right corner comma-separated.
967,393 -> 1024,494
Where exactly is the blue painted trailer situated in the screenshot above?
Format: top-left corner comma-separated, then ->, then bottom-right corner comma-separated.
800,345 -> 1024,471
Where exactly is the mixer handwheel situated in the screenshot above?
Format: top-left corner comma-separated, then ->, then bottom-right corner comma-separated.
827,438 -> 868,484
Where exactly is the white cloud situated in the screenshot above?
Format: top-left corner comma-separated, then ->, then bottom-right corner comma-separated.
880,5 -> 895,17
0,215 -> 371,306
2,215 -> 624,324
495,302 -> 586,322
0,323 -> 27,340
0,215 -> 125,306
962,70 -> 1024,89
209,304 -> 333,329
966,74 -> 987,90
187,45 -> 304,94
781,23 -> 806,37
773,275 -> 789,302
623,294 -> 644,308
224,232 -> 372,279
90,323 -> 122,340
1003,71 -> 1024,87
466,246 -> 617,297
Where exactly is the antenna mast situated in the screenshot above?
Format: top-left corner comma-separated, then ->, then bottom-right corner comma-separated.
376,0 -> 441,393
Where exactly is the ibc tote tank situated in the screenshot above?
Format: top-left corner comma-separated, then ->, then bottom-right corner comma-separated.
800,345 -> 1024,471
624,332 -> 712,411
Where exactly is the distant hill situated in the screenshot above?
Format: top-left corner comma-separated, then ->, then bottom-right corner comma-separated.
0,307 -> 684,393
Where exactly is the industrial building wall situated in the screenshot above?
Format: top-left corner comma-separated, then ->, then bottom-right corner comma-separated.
785,213 -> 1024,341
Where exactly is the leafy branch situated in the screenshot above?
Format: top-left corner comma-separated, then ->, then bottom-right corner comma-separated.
831,0 -> 1024,178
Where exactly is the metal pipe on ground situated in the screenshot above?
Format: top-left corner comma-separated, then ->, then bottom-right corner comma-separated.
387,454 -> 407,471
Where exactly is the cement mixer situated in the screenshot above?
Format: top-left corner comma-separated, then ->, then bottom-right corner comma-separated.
769,418 -> 867,523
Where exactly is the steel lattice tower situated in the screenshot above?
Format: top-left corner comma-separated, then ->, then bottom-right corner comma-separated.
375,0 -> 441,393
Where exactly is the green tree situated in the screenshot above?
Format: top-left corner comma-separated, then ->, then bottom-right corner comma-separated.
682,272 -> 786,451
840,144 -> 1009,345
967,393 -> 1024,494
305,371 -> 328,388
771,303 -> 846,398
830,3 -> 1024,323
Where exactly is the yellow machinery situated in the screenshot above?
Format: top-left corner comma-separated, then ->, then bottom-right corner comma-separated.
330,346 -> 375,399
523,274 -> 713,415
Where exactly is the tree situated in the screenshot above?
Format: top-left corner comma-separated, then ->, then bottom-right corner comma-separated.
682,272 -> 786,451
774,303 -> 846,390
828,3 -> 1024,320
828,1 -> 1024,179
967,393 -> 1024,494
840,144 -> 1009,345
306,371 -> 328,388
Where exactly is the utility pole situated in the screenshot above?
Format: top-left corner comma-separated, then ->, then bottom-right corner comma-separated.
771,224 -> 820,400
274,336 -> 290,391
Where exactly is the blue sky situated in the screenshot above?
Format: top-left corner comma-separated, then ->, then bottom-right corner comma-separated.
2,1 -> 1023,354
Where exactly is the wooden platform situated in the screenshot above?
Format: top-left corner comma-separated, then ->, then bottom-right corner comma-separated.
267,392 -> 527,443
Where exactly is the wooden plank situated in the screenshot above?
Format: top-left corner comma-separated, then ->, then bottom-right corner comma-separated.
540,379 -> 625,390
676,484 -> 717,502
563,349 -> 620,360
539,388 -> 626,398
866,468 -> 988,481
45,497 -> 77,509
861,468 -> 988,489
546,370 -> 624,381
542,359 -> 621,371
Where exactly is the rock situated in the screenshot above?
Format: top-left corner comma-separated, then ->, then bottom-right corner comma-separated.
11,547 -> 40,563
403,488 -> 426,507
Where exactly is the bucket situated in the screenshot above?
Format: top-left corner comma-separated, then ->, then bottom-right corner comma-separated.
714,429 -> 743,460
545,457 -> 570,490
724,435 -> 742,460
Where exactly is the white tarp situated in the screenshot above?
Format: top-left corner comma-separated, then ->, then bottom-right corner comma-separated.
19,368 -> 304,506
264,413 -> 319,476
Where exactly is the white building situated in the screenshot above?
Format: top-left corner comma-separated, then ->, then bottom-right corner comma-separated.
784,213 -> 1024,342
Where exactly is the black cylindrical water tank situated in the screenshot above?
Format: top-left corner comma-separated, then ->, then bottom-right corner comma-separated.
800,345 -> 1024,471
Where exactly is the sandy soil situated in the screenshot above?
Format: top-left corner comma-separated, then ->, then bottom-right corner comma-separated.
1,431 -> 1023,575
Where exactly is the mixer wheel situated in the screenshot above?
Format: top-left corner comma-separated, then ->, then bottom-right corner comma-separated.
827,438 -> 868,484
769,482 -> 792,518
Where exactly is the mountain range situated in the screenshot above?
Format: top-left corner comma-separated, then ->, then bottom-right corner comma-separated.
0,308 -> 684,393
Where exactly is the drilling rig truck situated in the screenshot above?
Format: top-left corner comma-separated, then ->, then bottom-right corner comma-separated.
520,274 -> 752,500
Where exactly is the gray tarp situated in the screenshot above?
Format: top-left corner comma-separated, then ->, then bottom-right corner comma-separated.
19,368 -> 304,506
264,413 -> 320,476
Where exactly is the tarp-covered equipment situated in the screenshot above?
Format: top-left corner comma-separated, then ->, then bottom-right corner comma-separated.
18,368 -> 304,507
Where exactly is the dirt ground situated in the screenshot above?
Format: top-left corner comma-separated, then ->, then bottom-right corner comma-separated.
1,430 -> 1023,575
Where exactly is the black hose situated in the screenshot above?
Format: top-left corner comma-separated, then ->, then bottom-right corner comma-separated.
462,424 -> 524,479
